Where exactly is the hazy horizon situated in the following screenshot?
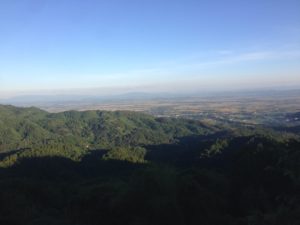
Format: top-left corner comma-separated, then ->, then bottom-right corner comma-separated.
1,84 -> 300,101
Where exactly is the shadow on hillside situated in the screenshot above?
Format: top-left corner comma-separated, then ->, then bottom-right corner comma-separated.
0,148 -> 30,160
0,132 -> 233,225
144,131 -> 231,165
0,132 -> 299,225
0,155 -> 147,182
0,131 -> 231,180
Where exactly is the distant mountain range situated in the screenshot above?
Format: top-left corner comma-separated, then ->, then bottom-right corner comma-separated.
0,92 -> 177,105
1,89 -> 300,106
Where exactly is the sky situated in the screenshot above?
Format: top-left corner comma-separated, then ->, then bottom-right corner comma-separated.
0,0 -> 300,98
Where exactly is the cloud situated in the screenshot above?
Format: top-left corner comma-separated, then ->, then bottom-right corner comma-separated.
74,49 -> 300,88
192,50 -> 300,67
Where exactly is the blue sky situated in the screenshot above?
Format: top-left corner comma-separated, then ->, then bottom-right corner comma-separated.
0,0 -> 300,97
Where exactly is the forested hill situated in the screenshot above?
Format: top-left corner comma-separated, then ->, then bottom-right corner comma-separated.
0,104 -> 214,165
0,104 -> 300,224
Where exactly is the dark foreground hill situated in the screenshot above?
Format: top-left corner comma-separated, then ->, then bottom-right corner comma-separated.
0,105 -> 299,225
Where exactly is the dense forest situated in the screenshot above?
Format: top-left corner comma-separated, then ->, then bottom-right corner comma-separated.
0,105 -> 299,225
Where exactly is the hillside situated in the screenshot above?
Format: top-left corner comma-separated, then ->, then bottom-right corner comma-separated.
0,104 -> 214,166
0,105 -> 299,225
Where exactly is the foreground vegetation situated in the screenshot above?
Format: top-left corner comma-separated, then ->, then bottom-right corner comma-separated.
0,105 -> 299,225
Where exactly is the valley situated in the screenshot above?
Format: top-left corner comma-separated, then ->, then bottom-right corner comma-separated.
0,103 -> 299,224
